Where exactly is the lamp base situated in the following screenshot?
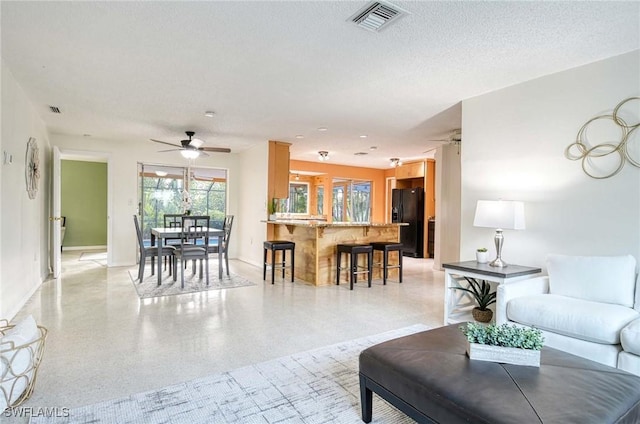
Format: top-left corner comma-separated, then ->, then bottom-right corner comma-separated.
489,258 -> 508,268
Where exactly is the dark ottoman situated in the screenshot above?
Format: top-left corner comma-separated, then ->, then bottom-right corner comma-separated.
359,324 -> 640,423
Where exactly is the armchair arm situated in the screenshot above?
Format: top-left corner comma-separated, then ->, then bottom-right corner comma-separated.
496,276 -> 549,325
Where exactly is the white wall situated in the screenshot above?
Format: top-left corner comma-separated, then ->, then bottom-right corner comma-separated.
235,142 -> 269,267
1,62 -> 51,320
434,143 -> 461,269
51,134 -> 244,267
461,50 -> 640,270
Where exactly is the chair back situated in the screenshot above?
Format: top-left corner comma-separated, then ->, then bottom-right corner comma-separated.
181,215 -> 210,246
164,214 -> 183,228
133,215 -> 144,251
222,215 -> 234,252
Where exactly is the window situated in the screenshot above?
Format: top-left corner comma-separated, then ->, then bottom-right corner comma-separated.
137,164 -> 227,242
287,182 -> 309,214
332,179 -> 371,222
317,186 -> 324,215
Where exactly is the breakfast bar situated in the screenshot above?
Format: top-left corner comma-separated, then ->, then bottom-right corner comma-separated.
266,220 -> 405,286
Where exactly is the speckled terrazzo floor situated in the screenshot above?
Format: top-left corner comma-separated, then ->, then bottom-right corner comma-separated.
6,251 -> 445,423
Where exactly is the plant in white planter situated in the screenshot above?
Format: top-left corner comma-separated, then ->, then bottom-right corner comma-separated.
476,247 -> 489,263
460,322 -> 544,367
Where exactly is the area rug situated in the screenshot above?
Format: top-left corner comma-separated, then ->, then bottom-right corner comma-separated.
30,324 -> 430,424
128,264 -> 256,299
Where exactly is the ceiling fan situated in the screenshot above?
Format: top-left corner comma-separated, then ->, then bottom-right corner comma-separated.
151,131 -> 231,158
423,129 -> 462,154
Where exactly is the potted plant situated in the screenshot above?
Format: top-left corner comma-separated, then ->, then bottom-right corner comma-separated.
268,198 -> 278,220
476,247 -> 489,263
453,277 -> 496,323
460,322 -> 544,367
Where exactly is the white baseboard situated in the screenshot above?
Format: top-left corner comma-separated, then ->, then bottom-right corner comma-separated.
63,245 -> 107,251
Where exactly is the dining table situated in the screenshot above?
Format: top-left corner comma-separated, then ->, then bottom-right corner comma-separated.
150,227 -> 225,285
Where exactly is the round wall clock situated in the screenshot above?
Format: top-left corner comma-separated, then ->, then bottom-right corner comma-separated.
25,137 -> 40,199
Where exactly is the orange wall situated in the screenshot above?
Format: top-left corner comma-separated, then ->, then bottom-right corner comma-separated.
289,160 -> 389,223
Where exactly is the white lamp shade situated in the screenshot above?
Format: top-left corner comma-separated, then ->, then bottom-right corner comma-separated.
473,200 -> 525,230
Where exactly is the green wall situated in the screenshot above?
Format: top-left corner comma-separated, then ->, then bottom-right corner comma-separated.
61,160 -> 107,248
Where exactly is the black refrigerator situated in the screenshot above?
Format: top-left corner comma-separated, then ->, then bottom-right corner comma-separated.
392,188 -> 424,258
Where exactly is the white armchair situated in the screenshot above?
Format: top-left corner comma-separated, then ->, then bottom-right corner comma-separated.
496,254 -> 640,370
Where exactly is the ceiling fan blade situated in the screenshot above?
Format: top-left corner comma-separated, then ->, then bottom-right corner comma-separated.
150,139 -> 181,148
157,148 -> 183,153
200,147 -> 231,153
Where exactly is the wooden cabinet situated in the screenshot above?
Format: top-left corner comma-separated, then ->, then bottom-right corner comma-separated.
395,162 -> 424,180
269,141 -> 291,199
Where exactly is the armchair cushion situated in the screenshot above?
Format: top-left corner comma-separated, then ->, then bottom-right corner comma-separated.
621,318 -> 640,356
547,254 -> 636,307
507,294 -> 639,344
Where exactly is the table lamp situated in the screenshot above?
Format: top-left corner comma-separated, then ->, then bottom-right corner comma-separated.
473,200 -> 525,267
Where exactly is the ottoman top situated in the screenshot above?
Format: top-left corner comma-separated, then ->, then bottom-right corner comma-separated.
360,324 -> 640,424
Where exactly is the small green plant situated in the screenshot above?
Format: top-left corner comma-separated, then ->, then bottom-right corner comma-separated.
454,277 -> 496,310
460,322 -> 544,350
268,198 -> 277,215
477,247 -> 487,252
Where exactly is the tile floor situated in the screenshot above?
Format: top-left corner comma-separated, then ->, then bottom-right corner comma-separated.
11,251 -> 445,417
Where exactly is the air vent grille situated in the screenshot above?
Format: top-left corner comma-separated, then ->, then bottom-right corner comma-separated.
49,106 -> 61,114
350,1 -> 407,32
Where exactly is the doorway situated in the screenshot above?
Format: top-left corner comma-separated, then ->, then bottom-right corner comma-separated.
52,149 -> 112,275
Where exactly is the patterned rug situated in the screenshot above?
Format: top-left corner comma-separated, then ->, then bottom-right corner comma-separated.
128,263 -> 256,299
30,324 -> 430,424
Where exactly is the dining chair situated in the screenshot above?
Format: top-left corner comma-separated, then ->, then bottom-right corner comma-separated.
173,216 -> 210,288
208,215 -> 234,276
133,215 -> 176,284
162,214 -> 184,272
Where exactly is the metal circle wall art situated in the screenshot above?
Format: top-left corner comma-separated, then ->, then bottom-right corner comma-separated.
565,97 -> 640,179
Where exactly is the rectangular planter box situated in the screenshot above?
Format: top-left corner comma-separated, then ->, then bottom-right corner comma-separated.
466,341 -> 540,367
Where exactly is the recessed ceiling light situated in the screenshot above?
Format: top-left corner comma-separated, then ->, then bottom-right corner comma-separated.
204,111 -> 215,117
369,146 -> 377,150
317,127 -> 328,132
354,152 -> 368,156
360,135 -> 368,138
295,135 -> 304,139
83,134 -> 91,137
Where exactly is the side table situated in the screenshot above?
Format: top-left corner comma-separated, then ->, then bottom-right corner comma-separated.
442,261 -> 541,325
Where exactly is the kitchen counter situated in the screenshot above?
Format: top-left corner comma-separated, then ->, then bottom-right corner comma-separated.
265,220 -> 407,227
266,221 -> 403,286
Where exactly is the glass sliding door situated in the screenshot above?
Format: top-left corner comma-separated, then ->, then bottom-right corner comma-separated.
137,164 -> 227,246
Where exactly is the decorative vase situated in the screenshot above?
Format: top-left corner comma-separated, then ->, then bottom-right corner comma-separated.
472,307 -> 493,323
476,251 -> 489,263
466,341 -> 540,367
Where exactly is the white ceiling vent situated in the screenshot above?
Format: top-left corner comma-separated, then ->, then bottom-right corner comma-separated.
349,1 -> 408,32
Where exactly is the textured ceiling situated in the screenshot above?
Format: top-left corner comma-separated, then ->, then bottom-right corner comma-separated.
2,1 -> 639,168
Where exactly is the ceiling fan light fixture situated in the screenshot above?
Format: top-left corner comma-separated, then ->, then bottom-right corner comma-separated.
155,171 -> 168,177
181,149 -> 200,159
390,158 -> 402,167
318,151 -> 329,161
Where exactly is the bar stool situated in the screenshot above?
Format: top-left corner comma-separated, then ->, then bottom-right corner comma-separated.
370,242 -> 403,285
336,243 -> 373,290
263,241 -> 295,284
